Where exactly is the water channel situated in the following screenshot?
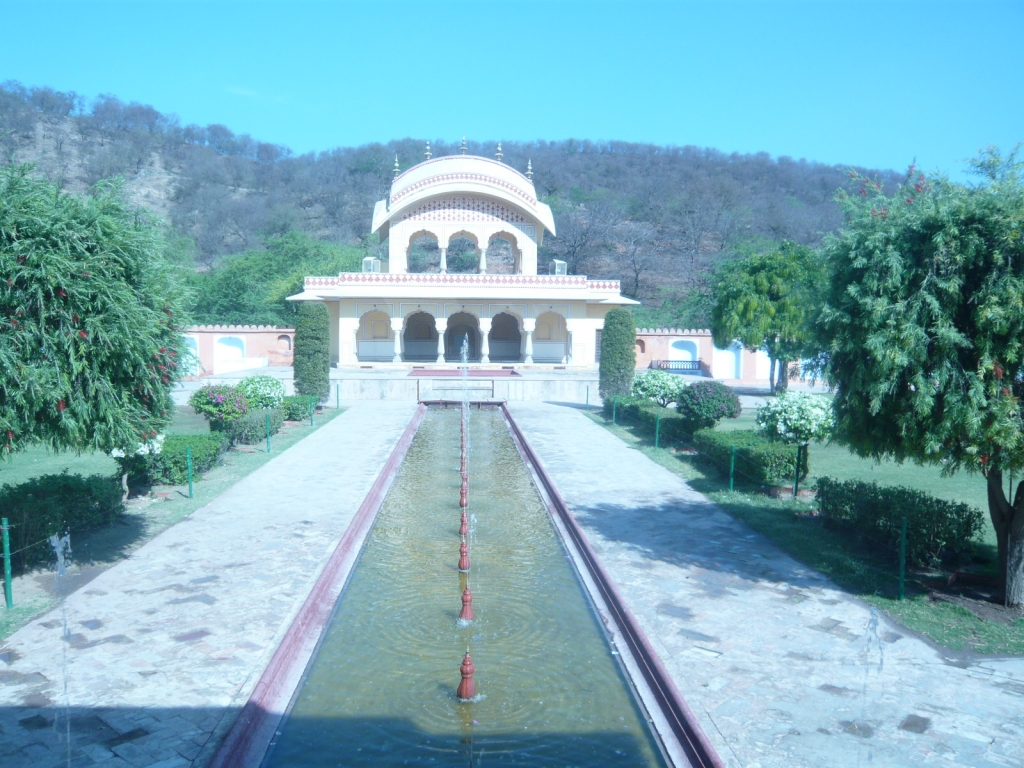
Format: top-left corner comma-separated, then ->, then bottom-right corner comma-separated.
263,407 -> 668,767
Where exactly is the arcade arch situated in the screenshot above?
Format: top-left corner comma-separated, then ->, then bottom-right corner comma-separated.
445,312 -> 480,361
533,311 -> 568,364
402,311 -> 439,362
488,312 -> 522,362
485,234 -> 520,274
446,235 -> 480,274
407,232 -> 441,273
357,310 -> 394,362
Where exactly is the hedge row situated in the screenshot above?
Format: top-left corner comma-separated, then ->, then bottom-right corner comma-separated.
0,472 -> 124,571
817,477 -> 983,567
282,395 -> 313,421
602,396 -> 694,443
692,429 -> 805,485
213,407 -> 285,445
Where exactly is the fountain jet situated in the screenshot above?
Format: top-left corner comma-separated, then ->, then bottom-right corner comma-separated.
457,652 -> 476,700
458,541 -> 470,572
459,587 -> 474,621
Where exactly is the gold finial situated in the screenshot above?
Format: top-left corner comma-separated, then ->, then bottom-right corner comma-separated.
460,137 -> 467,155
496,141 -> 503,161
526,159 -> 533,180
393,154 -> 400,178
425,141 -> 432,160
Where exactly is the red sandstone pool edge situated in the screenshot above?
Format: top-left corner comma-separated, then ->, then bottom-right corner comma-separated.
502,404 -> 725,768
208,404 -> 427,768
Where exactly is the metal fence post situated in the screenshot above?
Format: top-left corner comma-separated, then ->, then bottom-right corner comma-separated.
336,384 -> 340,409
655,414 -> 661,449
899,515 -> 907,601
186,446 -> 194,499
792,444 -> 802,498
2,517 -> 12,609
612,396 -> 618,425
729,445 -> 736,492
585,386 -> 589,412
265,412 -> 272,454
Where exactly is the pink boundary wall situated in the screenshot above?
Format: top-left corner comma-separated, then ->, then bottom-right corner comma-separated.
503,405 -> 725,768
185,325 -> 295,378
208,404 -> 427,768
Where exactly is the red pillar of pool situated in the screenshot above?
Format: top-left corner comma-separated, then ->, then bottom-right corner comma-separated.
459,511 -> 469,536
460,487 -> 468,509
457,652 -> 476,701
459,587 -> 474,621
458,541 -> 470,572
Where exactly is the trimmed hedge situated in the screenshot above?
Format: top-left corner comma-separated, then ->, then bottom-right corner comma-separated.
0,472 -> 124,571
294,302 -> 331,403
147,433 -> 230,484
692,428 -> 806,485
217,407 -> 285,445
817,477 -> 983,567
602,396 -> 694,444
282,395 -> 312,421
675,381 -> 742,432
599,308 -> 636,399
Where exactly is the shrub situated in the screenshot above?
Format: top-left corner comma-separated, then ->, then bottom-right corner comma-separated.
599,308 -> 636,399
220,407 -> 285,445
0,472 -> 124,571
692,429 -> 806,485
675,381 -> 742,433
817,477 -> 983,567
631,370 -> 685,407
146,433 -> 230,484
238,374 -> 286,409
282,395 -> 312,421
602,396 -> 694,444
294,302 -> 330,403
756,392 -> 833,444
188,384 -> 247,423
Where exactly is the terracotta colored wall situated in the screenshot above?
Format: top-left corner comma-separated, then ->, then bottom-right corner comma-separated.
634,328 -> 767,385
184,325 -> 295,378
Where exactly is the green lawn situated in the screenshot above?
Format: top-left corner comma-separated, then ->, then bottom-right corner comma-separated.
588,408 -> 1024,656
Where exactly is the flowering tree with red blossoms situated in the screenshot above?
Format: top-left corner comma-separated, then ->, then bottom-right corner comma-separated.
0,166 -> 190,459
818,148 -> 1024,606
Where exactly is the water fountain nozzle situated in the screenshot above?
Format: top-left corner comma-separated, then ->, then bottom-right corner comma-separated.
457,652 -> 476,700
459,587 -> 475,621
458,540 -> 471,572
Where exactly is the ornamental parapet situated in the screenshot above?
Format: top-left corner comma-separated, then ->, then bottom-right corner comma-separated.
636,327 -> 711,335
187,325 -> 295,332
303,273 -> 622,292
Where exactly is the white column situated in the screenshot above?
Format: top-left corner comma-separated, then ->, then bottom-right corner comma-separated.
351,327 -> 360,364
478,242 -> 487,274
564,331 -> 572,364
523,318 -> 535,364
390,318 -> 403,363
478,318 -> 491,364
434,318 -> 447,363
439,247 -> 448,274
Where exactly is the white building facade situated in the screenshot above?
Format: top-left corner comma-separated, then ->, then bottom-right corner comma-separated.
290,150 -> 636,366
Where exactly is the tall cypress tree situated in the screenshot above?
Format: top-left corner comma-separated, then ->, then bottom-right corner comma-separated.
293,302 -> 330,403
599,308 -> 636,399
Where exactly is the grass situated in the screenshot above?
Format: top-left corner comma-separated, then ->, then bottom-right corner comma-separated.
588,408 -> 1024,656
0,406 -> 344,639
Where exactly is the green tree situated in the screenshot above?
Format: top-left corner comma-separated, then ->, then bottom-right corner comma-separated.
0,165 -> 190,457
817,149 -> 1024,606
191,231 -> 362,326
293,302 -> 330,403
599,308 -> 636,399
710,242 -> 823,393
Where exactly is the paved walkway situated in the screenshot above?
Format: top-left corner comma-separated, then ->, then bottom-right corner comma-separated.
0,402 -> 418,768
509,402 -> 1024,768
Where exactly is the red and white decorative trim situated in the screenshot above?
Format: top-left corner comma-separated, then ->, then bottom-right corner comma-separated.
391,173 -> 537,206
304,273 -> 622,292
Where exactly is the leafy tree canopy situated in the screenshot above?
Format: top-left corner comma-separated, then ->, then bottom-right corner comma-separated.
710,241 -> 824,392
0,165 -> 190,457
190,231 -> 362,326
817,148 -> 1024,605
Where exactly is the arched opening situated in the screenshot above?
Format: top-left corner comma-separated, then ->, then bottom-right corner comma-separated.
635,339 -> 646,354
402,311 -> 438,362
214,336 -> 244,364
183,336 -> 201,376
277,335 -> 292,351
670,339 -> 697,361
407,232 -> 441,273
712,341 -> 743,380
488,312 -> 522,362
358,310 -> 394,362
533,312 -> 568,364
445,312 -> 480,362
485,235 -> 519,274
446,235 -> 480,274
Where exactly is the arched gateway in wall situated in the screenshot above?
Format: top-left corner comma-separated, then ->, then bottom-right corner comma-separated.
288,146 -> 638,367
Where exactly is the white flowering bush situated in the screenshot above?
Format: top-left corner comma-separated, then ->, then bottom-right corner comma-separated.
110,433 -> 164,458
239,374 -> 286,409
631,369 -> 685,407
756,393 -> 833,445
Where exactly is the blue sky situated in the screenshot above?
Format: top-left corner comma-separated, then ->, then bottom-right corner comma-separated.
2,0 -> 1020,177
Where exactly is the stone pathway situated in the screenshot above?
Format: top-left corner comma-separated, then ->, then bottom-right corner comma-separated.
508,401 -> 1024,768
0,402 -> 418,768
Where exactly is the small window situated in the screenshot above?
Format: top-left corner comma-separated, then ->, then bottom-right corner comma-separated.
277,335 -> 292,350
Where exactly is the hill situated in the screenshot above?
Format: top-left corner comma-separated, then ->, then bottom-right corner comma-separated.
0,81 -> 903,326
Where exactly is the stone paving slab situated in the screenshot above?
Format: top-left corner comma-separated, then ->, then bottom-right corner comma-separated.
0,402 -> 418,767
508,401 -> 1024,768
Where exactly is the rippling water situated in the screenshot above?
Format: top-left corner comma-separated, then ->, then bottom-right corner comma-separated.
264,408 -> 667,767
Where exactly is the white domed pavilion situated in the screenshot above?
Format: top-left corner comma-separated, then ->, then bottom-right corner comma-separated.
290,146 -> 636,366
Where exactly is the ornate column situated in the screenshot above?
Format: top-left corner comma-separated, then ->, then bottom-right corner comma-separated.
478,242 -> 487,274
478,318 -> 491,364
351,327 -> 360,364
390,318 -> 403,363
339,317 -> 361,366
439,247 -> 448,274
522,318 -> 535,364
434,318 -> 447,363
